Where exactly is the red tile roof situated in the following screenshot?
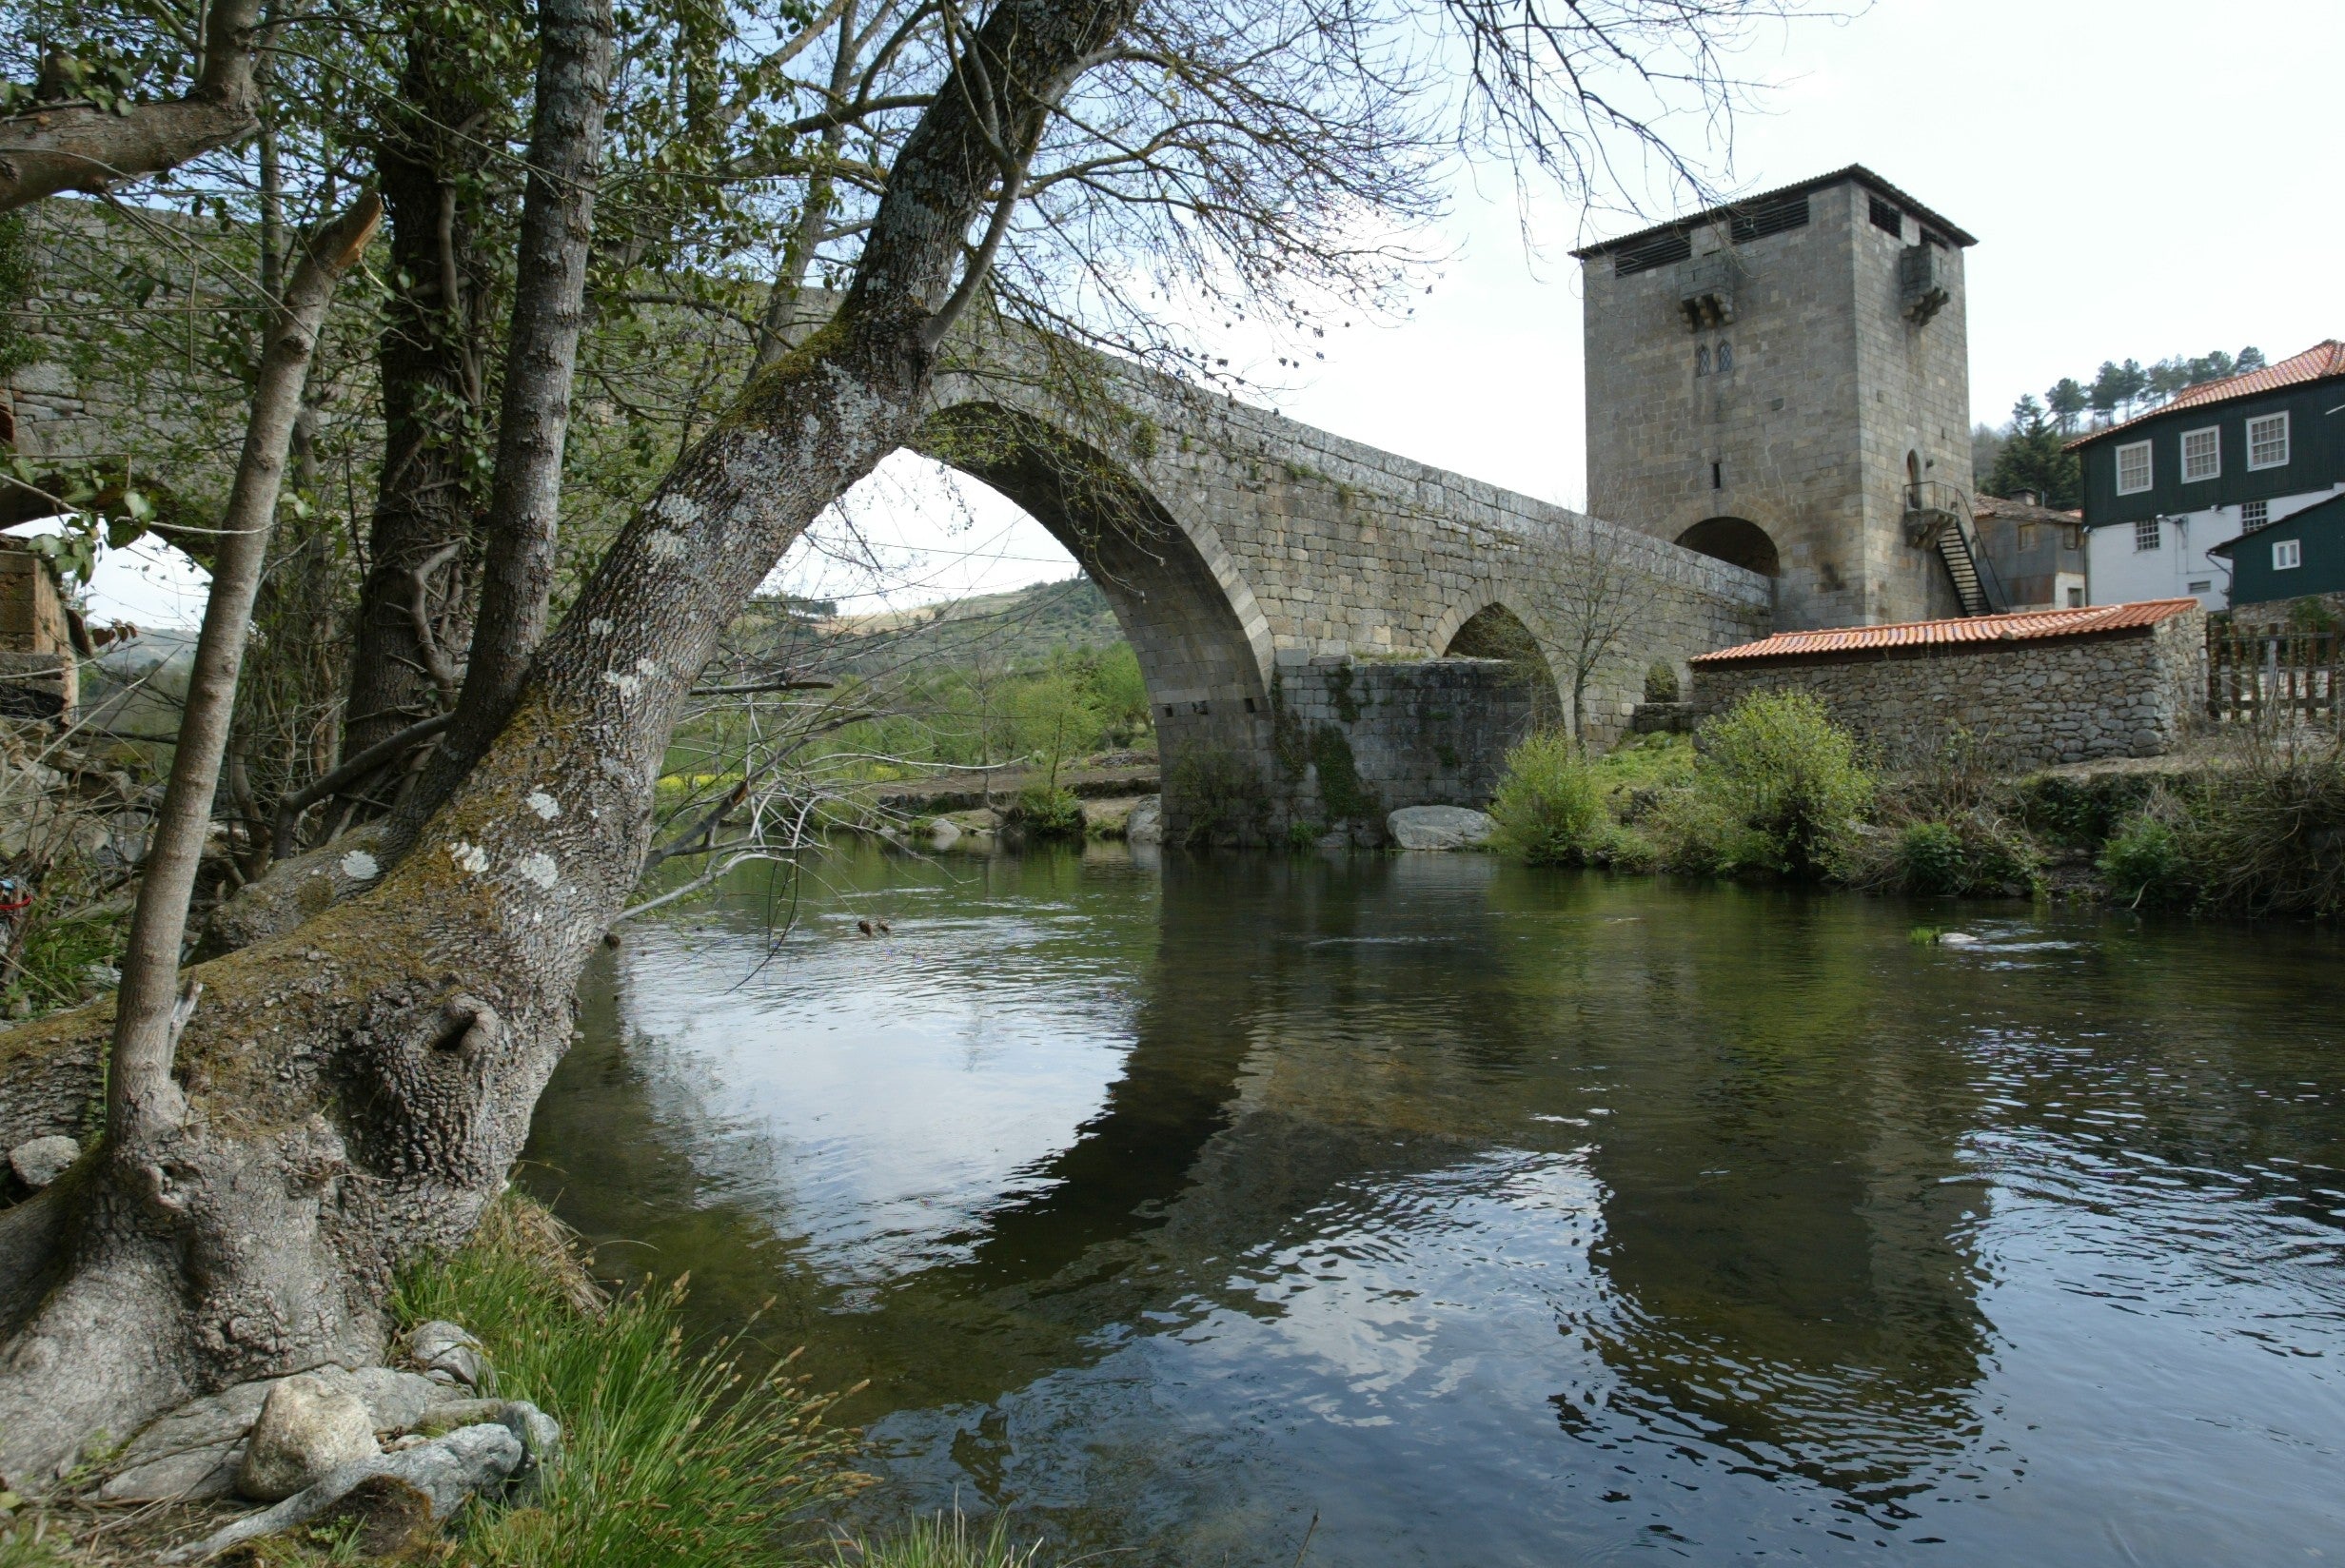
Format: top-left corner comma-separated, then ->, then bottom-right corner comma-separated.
1690,599 -> 2200,665
2067,340 -> 2345,449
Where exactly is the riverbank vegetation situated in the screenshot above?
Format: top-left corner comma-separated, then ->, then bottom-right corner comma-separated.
1488,693 -> 2345,919
0,1195 -> 1048,1566
395,1197 -> 1050,1568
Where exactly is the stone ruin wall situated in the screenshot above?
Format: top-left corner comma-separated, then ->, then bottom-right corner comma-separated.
1268,656 -> 1538,845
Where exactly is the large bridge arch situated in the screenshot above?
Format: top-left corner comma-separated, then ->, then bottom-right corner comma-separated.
909,401 -> 1273,828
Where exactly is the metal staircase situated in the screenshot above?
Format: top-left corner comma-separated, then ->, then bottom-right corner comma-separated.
1902,481 -> 2006,617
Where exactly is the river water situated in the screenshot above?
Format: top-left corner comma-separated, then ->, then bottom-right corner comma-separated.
522,843 -> 2345,1566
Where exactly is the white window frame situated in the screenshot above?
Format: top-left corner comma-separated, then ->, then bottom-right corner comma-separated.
2134,516 -> 2161,553
2247,412 -> 2291,470
2274,538 -> 2302,570
2116,440 -> 2153,496
2179,425 -> 2220,482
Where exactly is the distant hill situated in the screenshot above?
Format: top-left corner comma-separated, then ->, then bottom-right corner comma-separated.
806,576 -> 1129,675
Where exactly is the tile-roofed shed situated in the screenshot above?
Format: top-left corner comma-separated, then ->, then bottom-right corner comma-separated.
1685,600 -> 2207,768
1691,599 -> 2199,666
2067,340 -> 2345,450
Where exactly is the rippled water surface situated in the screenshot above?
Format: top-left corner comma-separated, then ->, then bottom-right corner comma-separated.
523,845 -> 2345,1565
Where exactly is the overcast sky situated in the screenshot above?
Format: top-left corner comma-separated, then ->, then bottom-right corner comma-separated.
787,0 -> 2345,612
59,0 -> 2338,625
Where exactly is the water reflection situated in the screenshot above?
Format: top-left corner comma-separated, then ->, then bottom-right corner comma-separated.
522,844 -> 2345,1565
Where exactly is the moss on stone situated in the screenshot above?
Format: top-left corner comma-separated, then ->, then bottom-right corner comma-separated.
1309,723 -> 1377,822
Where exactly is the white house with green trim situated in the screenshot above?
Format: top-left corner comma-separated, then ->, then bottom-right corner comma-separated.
2070,340 -> 2345,609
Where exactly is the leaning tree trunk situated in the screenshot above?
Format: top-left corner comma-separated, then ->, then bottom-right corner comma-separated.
0,0 -> 1136,1487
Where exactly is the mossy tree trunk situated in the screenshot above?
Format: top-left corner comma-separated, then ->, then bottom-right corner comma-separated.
0,0 -> 1134,1487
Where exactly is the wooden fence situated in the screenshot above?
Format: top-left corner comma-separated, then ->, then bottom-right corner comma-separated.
2208,630 -> 2344,727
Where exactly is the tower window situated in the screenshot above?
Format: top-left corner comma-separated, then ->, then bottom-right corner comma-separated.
1869,197 -> 1903,235
1728,195 -> 1809,243
2115,440 -> 2153,496
1711,461 -> 1723,490
1714,340 -> 1732,373
1613,230 -> 1694,276
1695,344 -> 1709,376
2247,412 -> 2291,470
2134,517 -> 2161,552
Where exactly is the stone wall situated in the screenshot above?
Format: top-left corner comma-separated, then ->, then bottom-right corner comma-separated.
1688,611 -> 2208,770
1266,655 -> 1535,845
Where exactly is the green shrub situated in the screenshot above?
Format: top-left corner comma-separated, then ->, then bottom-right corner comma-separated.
1896,820 -> 1967,893
1696,692 -> 1873,875
1005,784 -> 1084,837
1645,784 -> 1783,876
1643,661 -> 1681,704
1488,732 -> 1610,865
2098,812 -> 2191,908
1646,692 -> 1871,878
392,1198 -> 867,1567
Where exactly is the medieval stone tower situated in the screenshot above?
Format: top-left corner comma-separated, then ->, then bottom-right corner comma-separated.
1578,167 -> 1976,631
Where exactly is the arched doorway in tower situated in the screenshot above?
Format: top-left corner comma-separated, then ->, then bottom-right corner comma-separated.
1675,516 -> 1780,578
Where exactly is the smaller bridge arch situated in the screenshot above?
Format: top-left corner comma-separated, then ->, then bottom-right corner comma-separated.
1437,597 -> 1563,728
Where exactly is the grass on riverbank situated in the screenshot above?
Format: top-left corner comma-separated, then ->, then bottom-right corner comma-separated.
1489,695 -> 2345,918
381,1195 -> 1043,1568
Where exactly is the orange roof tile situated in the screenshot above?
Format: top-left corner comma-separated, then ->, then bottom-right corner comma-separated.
1690,599 -> 2200,665
2067,340 -> 2345,448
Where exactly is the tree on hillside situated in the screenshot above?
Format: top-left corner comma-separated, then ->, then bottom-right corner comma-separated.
2065,345 -> 2265,429
1987,394 -> 2080,510
0,0 -> 1823,1480
2044,377 -> 2088,435
2089,358 -> 2149,423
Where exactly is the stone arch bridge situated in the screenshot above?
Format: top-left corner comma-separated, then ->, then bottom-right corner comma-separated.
5,206 -> 1770,845
907,327 -> 1771,843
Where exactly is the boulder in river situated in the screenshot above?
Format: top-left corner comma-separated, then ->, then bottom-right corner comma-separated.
1125,795 -> 1164,845
1387,805 -> 1495,851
